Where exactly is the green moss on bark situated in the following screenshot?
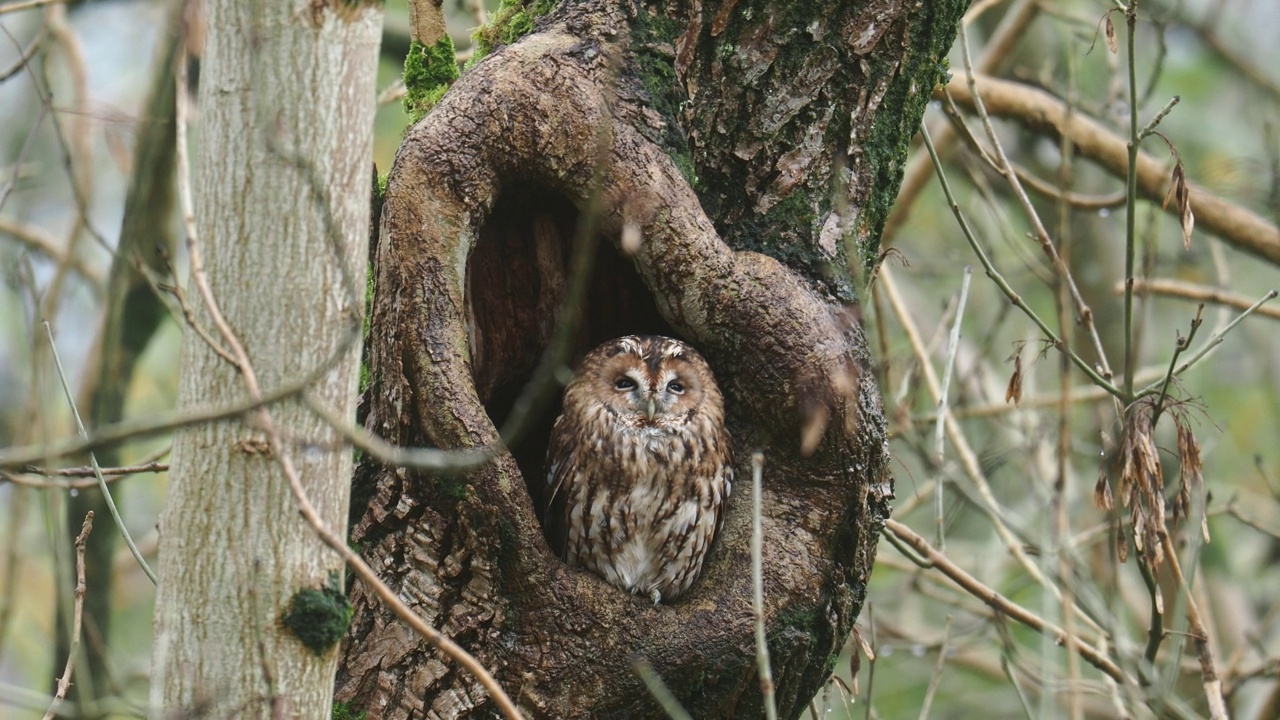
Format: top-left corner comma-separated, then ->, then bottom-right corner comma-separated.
403,37 -> 460,124
628,11 -> 699,188
469,0 -> 561,67
855,2 -> 966,270
332,701 -> 367,720
282,576 -> 353,656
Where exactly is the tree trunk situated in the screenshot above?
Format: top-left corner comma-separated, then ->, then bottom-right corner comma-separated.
338,1 -> 964,718
149,1 -> 382,717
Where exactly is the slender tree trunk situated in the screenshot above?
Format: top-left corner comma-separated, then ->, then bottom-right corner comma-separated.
149,1 -> 382,717
338,1 -> 964,718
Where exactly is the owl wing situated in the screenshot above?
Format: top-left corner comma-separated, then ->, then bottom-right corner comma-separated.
543,413 -> 578,558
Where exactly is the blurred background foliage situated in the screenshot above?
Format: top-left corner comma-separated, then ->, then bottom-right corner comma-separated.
0,0 -> 1277,717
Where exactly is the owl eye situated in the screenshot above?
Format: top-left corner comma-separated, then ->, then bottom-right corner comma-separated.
614,377 -> 637,391
666,380 -> 685,394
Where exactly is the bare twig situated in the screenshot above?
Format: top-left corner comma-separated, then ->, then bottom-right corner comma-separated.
1121,0 -> 1142,400
957,26 -> 1119,395
45,321 -> 156,584
0,0 -> 64,14
43,511 -> 93,720
883,519 -> 1133,685
632,656 -> 694,720
943,73 -> 1280,266
917,616 -> 952,720
1135,289 -> 1278,397
2,461 -> 167,489
751,451 -> 778,720
0,216 -> 104,288
1137,95 -> 1181,142
1150,306 -> 1203,428
1122,278 -> 1280,321
0,24 -> 45,82
933,267 -> 971,549
302,392 -> 492,471
919,123 -> 1122,397
0,378 -> 312,469
1159,534 -> 1228,719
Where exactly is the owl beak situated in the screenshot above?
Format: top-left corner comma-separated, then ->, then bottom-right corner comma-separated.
645,397 -> 657,420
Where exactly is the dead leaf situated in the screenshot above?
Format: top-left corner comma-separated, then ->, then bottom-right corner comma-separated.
1005,351 -> 1023,406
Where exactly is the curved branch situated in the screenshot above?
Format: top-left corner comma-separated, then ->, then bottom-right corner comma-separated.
944,72 -> 1280,267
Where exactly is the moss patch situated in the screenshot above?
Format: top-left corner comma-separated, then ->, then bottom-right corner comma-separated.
628,12 -> 698,188
855,2 -> 966,270
469,0 -> 561,68
281,576 -> 353,656
332,701 -> 366,720
437,474 -> 471,502
403,36 -> 460,124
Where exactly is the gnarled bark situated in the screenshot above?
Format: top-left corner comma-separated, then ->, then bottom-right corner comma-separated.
337,1 -> 964,717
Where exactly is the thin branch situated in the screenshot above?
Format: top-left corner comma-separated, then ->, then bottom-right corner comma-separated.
1159,534 -> 1228,719
1009,168 -> 1129,211
42,511 -> 93,720
0,25 -> 45,82
155,280 -> 239,367
943,72 -> 1280,266
632,656 -> 694,720
917,616 -> 952,720
0,377 -> 312,469
1135,290 -> 1278,397
303,391 -> 492,472
1150,306 -> 1203,428
933,267 -> 971,550
1122,0 -> 1141,400
751,452 -> 778,720
957,26 -> 1119,394
1223,501 -> 1280,541
1137,95 -> 1181,142
0,215 -> 104,288
2,461 -> 167,489
1123,277 -> 1280,321
45,322 -> 156,584
0,0 -> 64,14
919,122 -> 1123,397
883,519 -> 1134,686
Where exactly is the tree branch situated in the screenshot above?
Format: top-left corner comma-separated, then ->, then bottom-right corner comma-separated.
943,72 -> 1280,266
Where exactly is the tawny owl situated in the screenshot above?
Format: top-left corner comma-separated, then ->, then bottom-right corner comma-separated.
544,335 -> 733,604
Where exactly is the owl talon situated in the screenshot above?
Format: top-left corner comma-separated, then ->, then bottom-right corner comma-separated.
650,589 -> 662,605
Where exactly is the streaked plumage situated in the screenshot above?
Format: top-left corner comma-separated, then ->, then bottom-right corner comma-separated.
544,336 -> 733,603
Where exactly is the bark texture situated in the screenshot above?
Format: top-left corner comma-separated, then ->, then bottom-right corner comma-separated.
149,1 -> 382,717
337,0 -> 963,718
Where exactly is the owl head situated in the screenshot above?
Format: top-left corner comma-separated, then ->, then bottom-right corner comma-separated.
563,335 -> 725,431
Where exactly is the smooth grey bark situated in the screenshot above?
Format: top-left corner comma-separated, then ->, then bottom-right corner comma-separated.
149,1 -> 382,717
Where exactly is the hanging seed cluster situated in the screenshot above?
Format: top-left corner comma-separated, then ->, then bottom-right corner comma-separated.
1095,402 -> 1208,565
